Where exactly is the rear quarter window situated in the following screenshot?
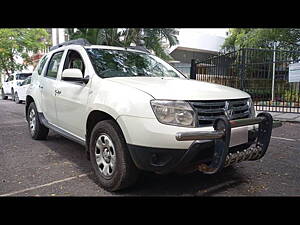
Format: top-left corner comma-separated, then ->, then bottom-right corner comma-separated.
37,55 -> 49,75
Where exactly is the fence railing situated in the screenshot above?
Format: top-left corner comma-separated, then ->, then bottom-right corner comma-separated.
190,48 -> 300,113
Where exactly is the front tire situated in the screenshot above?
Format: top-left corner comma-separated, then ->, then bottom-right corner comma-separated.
27,102 -> 49,140
89,120 -> 139,192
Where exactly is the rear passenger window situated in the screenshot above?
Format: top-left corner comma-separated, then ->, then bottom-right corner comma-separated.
46,51 -> 64,79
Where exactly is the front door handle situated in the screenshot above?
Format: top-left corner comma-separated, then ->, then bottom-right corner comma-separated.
55,90 -> 61,95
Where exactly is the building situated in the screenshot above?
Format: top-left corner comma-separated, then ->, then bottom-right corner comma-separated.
168,29 -> 227,77
168,46 -> 219,76
51,28 -> 68,46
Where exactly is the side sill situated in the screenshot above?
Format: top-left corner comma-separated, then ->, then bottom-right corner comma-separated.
38,113 -> 86,146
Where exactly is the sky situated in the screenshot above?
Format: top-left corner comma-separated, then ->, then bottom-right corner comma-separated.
176,28 -> 229,52
178,28 -> 229,37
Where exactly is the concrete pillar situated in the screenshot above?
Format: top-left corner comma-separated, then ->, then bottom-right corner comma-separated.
51,28 -> 65,46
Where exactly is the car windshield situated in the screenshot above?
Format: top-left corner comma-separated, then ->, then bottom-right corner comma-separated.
16,73 -> 32,80
86,48 -> 185,78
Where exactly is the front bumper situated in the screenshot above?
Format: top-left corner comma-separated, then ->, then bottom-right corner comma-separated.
127,112 -> 282,174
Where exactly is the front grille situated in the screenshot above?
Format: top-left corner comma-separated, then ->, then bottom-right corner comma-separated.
189,98 -> 250,126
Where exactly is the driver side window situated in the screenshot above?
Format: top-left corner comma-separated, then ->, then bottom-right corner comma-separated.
63,50 -> 85,76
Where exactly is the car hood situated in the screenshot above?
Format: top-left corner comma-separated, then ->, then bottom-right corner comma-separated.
108,77 -> 250,100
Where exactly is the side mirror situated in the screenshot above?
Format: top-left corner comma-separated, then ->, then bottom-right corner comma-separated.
61,69 -> 89,84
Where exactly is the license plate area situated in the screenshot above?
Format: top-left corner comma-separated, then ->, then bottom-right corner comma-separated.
229,126 -> 248,147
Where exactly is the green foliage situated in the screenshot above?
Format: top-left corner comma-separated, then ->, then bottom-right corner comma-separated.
0,28 -> 50,76
222,28 -> 300,52
284,89 -> 300,102
67,28 -> 178,60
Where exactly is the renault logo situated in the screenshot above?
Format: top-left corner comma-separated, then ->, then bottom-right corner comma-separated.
224,101 -> 233,120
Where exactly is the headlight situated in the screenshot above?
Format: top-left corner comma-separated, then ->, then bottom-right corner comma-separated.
150,100 -> 196,127
247,98 -> 256,118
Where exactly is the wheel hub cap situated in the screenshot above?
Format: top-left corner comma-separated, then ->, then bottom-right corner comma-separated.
29,109 -> 36,135
95,134 -> 116,178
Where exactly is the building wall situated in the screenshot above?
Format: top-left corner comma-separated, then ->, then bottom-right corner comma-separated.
170,49 -> 217,64
51,28 -> 66,46
170,49 -> 218,78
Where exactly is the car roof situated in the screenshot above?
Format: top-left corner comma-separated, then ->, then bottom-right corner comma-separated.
85,45 -> 149,54
49,44 -> 150,55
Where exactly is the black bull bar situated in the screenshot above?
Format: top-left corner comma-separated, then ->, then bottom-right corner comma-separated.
175,112 -> 282,174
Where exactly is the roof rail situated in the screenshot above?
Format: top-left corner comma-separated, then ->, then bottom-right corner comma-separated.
49,38 -> 91,51
127,45 -> 151,54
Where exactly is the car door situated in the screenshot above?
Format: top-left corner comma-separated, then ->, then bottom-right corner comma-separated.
19,77 -> 31,101
55,48 -> 90,139
40,50 -> 65,125
2,75 -> 9,94
3,74 -> 13,95
16,79 -> 25,101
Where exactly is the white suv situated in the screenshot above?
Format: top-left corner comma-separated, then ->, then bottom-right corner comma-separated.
25,39 -> 279,191
1,72 -> 32,101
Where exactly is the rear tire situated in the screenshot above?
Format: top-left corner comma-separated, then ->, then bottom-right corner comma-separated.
11,89 -> 15,101
27,102 -> 49,140
89,120 -> 139,192
1,89 -> 8,100
15,92 -> 21,104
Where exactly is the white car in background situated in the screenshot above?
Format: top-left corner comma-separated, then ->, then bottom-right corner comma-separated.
1,72 -> 32,101
14,76 -> 31,104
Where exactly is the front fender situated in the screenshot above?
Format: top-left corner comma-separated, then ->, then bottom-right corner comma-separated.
86,78 -> 155,120
84,77 -> 156,138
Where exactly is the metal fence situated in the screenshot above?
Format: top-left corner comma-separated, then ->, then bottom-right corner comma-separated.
190,48 -> 300,113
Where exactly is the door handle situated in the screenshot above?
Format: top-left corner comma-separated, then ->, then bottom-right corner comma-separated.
55,90 -> 61,95
39,85 -> 43,89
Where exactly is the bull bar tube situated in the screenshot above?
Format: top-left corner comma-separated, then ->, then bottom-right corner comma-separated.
175,112 -> 282,174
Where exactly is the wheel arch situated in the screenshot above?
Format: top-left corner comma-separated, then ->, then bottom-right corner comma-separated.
85,110 -> 125,152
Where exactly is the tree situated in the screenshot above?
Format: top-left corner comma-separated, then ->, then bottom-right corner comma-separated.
0,28 -> 50,76
66,28 -> 179,60
222,28 -> 300,52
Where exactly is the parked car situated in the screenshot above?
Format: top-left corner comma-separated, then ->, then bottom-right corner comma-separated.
1,72 -> 32,101
25,39 -> 280,192
14,76 -> 31,103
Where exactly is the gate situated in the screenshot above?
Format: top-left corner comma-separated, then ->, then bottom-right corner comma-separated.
190,48 -> 300,113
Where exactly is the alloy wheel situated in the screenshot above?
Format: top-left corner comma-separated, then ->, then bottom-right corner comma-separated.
29,108 -> 36,136
94,134 -> 116,179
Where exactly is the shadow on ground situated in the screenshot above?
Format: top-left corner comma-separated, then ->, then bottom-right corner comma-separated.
39,131 -> 248,196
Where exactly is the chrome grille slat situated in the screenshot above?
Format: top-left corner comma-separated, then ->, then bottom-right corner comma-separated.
197,108 -> 225,114
190,98 -> 250,126
198,116 -> 218,121
192,102 -> 225,107
230,111 -> 250,119
230,100 -> 248,106
231,104 -> 249,111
